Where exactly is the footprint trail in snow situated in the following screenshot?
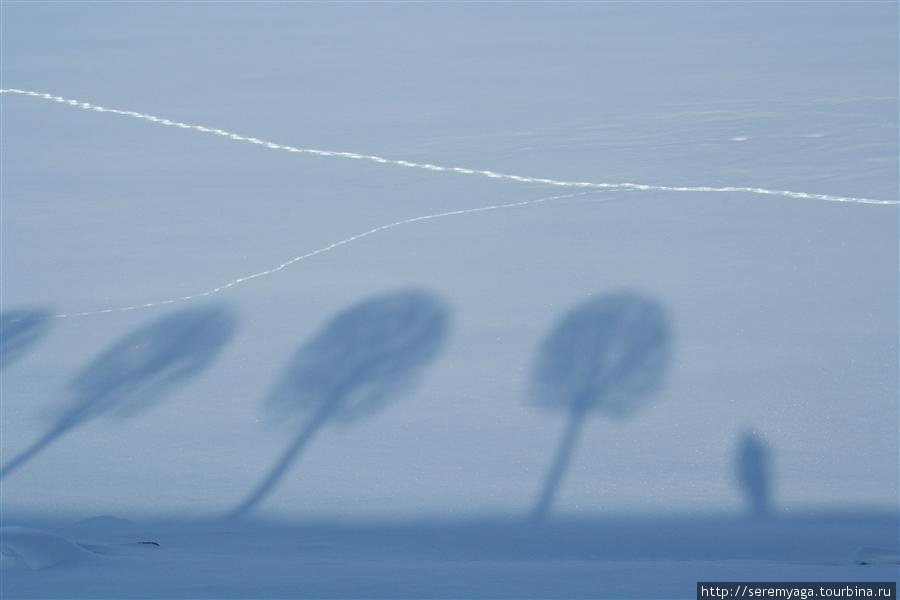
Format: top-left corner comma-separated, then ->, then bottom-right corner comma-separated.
2,88 -> 896,206
38,191 -> 614,319
2,88 -> 897,320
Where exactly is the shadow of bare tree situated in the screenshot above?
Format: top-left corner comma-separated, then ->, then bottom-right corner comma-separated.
0,305 -> 237,480
1,308 -> 52,370
226,289 -> 450,520
529,292 -> 671,522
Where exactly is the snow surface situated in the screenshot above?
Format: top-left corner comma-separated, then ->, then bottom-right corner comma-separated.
2,515 -> 898,598
1,3 -> 898,598
0,526 -> 93,571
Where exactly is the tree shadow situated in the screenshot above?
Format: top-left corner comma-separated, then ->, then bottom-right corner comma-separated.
0,305 -> 238,480
735,430 -> 772,518
529,292 -> 671,522
226,289 -> 450,520
1,308 -> 53,370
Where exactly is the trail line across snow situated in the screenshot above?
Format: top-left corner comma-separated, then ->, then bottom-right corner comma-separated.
2,88 -> 897,320
3,88 -> 896,206
21,191 -> 617,319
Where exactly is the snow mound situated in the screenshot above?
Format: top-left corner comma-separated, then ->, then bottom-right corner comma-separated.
74,515 -> 136,531
0,526 -> 92,570
853,547 -> 900,565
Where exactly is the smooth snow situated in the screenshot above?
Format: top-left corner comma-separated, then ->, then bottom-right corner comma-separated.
1,3 -> 897,598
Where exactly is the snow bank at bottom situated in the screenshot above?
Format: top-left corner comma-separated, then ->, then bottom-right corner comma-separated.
0,526 -> 93,570
0,515 -> 897,598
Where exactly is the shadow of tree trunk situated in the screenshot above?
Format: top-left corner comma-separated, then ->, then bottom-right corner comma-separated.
225,403 -> 336,520
531,407 -> 586,523
0,421 -> 72,479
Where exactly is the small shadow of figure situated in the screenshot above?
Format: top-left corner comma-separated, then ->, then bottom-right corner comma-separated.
529,292 -> 671,523
1,308 -> 52,370
226,289 -> 450,520
735,431 -> 771,518
0,305 -> 237,480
